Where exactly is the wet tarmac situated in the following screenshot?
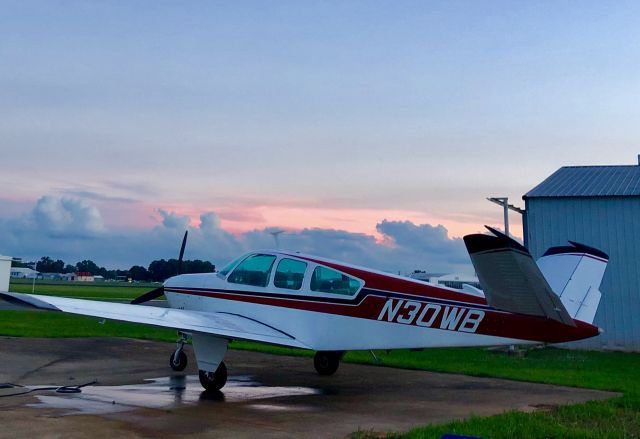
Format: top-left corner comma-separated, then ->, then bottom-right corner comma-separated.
23,375 -> 320,415
0,337 -> 619,438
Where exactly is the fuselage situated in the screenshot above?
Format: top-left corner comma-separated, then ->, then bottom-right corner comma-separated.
164,250 -> 600,351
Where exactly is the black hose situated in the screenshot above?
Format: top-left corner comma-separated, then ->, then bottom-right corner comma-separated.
0,380 -> 97,398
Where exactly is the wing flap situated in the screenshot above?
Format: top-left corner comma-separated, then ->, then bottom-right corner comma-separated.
0,292 -> 310,349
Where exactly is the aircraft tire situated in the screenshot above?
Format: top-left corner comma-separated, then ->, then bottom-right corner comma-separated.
314,351 -> 340,376
199,361 -> 228,391
169,351 -> 188,371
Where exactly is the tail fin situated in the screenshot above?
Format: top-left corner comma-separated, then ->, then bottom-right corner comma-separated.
464,227 -> 575,326
536,242 -> 608,325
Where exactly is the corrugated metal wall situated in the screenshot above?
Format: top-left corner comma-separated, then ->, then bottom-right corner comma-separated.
525,196 -> 640,351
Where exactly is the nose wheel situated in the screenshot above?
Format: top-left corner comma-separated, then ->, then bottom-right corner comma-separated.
170,332 -> 189,371
199,361 -> 228,391
313,351 -> 341,376
170,350 -> 188,371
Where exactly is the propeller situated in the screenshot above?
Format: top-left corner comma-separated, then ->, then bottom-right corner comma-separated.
177,230 -> 188,276
130,285 -> 165,305
131,230 -> 188,305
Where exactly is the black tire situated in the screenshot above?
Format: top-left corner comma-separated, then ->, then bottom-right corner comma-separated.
314,351 -> 340,376
169,351 -> 188,371
199,361 -> 228,391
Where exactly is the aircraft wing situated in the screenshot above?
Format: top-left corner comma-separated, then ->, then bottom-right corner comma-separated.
0,292 -> 310,349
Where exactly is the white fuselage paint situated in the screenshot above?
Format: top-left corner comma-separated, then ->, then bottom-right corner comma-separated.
165,273 -> 525,351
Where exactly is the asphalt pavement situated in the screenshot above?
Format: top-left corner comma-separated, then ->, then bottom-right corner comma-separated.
0,337 -> 618,438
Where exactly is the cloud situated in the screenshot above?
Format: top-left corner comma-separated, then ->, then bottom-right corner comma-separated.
58,189 -> 137,204
31,196 -> 105,238
376,220 -> 469,262
158,209 -> 190,229
0,197 -> 473,274
200,212 -> 221,230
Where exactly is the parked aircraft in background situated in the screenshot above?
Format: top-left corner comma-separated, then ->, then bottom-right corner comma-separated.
1,227 -> 607,391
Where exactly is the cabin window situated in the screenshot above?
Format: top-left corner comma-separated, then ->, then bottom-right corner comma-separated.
274,258 -> 307,290
310,266 -> 362,296
228,254 -> 276,287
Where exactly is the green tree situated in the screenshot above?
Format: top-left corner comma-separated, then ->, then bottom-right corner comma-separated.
10,260 -> 29,268
147,259 -> 215,282
183,260 -> 215,273
64,264 -> 77,273
76,260 -> 100,274
36,257 -> 66,273
129,265 -> 150,281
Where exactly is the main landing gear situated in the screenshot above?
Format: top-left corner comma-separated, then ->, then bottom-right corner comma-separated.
313,351 -> 344,376
168,332 -> 228,391
198,362 -> 228,391
170,332 -> 189,371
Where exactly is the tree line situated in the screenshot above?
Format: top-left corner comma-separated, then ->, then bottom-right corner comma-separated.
13,256 -> 215,282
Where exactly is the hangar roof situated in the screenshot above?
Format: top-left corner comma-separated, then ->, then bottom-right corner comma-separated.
524,165 -> 640,198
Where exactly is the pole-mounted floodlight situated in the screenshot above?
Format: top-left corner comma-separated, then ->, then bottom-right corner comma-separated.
31,258 -> 39,294
268,229 -> 285,248
487,197 -> 524,238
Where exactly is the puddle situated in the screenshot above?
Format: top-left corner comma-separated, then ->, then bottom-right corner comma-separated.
247,403 -> 315,412
26,375 -> 320,415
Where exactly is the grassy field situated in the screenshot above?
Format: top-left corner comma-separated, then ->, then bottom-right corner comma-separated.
2,281 -> 640,438
9,278 -> 161,300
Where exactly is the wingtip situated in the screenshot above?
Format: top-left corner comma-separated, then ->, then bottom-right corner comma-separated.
0,292 -> 61,311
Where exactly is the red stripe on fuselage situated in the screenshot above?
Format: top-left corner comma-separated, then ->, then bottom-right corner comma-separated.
167,287 -> 599,344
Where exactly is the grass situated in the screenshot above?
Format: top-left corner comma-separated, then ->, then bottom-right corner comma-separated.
9,279 -> 160,300
0,309 -> 176,340
369,349 -> 640,438
2,281 -> 640,437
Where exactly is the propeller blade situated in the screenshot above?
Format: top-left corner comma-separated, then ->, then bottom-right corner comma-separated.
132,231 -> 187,304
177,230 -> 188,275
130,286 -> 164,305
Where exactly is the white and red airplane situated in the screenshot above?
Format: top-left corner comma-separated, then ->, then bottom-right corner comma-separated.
1,227 -> 607,391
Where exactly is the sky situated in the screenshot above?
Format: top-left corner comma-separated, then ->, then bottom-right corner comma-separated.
1,1 -> 639,273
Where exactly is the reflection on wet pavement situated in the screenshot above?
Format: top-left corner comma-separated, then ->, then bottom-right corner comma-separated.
26,375 -> 321,415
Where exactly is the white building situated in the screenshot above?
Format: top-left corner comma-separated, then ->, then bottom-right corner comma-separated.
10,267 -> 39,279
408,271 -> 482,291
0,255 -> 11,292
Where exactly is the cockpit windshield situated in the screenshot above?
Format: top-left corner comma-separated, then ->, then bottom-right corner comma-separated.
218,254 -> 247,277
227,254 -> 277,287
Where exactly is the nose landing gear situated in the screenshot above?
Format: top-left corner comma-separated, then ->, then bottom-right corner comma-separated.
170,332 -> 190,371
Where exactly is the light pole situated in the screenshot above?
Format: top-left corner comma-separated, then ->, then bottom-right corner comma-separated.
268,229 -> 285,248
486,197 -> 524,238
31,258 -> 39,293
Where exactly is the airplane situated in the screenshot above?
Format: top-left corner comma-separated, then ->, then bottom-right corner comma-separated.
0,226 -> 608,391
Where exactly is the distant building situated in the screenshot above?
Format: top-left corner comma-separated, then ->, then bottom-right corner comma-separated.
408,270 -> 481,291
10,267 -> 38,279
40,272 -> 69,281
75,272 -> 94,282
408,271 -> 445,283
524,157 -> 640,351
